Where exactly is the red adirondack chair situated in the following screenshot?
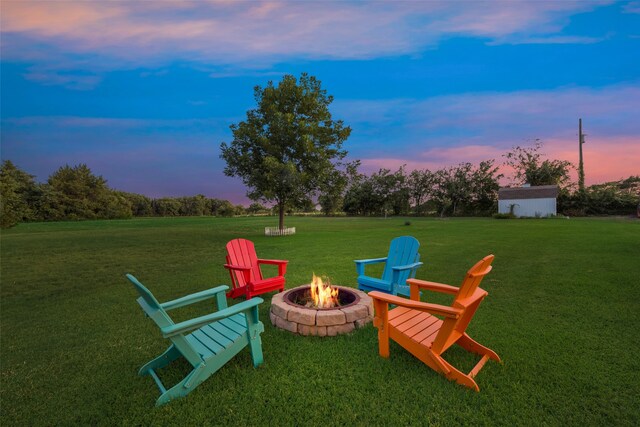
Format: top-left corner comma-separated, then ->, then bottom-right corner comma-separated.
224,238 -> 288,299
370,255 -> 500,391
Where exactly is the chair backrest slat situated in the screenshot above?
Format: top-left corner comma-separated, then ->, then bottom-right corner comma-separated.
455,255 -> 494,301
226,239 -> 262,288
126,274 -> 174,329
382,236 -> 420,283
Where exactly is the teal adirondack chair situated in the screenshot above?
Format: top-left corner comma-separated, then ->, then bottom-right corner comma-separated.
354,236 -> 423,297
126,274 -> 265,406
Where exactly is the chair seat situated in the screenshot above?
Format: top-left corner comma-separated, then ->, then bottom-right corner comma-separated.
186,313 -> 247,358
251,277 -> 285,293
358,276 -> 393,293
389,306 -> 443,348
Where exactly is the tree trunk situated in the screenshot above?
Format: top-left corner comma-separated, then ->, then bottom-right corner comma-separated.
278,201 -> 285,230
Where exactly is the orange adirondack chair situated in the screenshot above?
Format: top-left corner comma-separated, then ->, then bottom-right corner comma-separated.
370,255 -> 500,391
224,238 -> 288,299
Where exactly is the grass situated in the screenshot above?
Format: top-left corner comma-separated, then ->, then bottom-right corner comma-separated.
1,216 -> 639,425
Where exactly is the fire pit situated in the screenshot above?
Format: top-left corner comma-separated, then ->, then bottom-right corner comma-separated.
270,274 -> 373,336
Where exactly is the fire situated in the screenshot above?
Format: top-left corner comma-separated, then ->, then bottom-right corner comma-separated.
310,274 -> 339,308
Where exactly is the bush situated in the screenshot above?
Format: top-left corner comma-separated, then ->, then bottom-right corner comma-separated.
493,213 -> 515,219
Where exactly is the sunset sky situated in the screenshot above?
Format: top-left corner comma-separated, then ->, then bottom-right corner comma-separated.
1,1 -> 639,204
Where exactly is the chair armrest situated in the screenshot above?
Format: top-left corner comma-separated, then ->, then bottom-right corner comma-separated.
258,259 -> 288,276
257,259 -> 288,265
354,257 -> 387,276
160,285 -> 229,311
161,297 -> 264,337
406,278 -> 459,294
354,257 -> 388,265
224,264 -> 251,271
369,291 -> 461,319
391,262 -> 423,272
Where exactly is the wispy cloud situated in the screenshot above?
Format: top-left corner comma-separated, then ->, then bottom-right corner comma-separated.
339,83 -> 640,144
2,115 -> 232,130
487,35 -> 606,45
1,1 -> 611,87
623,1 -> 640,14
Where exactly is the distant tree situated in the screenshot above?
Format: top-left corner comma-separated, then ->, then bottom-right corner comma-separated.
430,161 -> 501,217
559,175 -> 640,216
432,164 -> 473,217
247,202 -> 268,215
122,192 -> 153,217
503,140 -> 573,187
42,164 -> 129,220
220,73 -> 351,230
371,167 -> 409,217
217,200 -> 236,217
317,160 -> 360,216
343,178 -> 377,216
178,195 -> 207,216
298,198 -> 317,213
104,191 -> 133,219
152,198 -> 181,216
0,160 -> 38,228
205,198 -> 224,216
469,160 -> 503,214
408,169 -> 436,215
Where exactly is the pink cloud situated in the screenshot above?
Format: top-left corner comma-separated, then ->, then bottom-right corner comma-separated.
543,136 -> 640,185
359,144 -> 505,175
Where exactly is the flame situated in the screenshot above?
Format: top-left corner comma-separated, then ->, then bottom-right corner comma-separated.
310,273 -> 339,308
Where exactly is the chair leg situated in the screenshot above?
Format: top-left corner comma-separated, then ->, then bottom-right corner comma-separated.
432,353 -> 480,392
373,299 -> 390,358
139,345 -> 181,376
248,335 -> 264,367
155,363 -> 209,406
247,306 -> 264,367
458,333 -> 501,362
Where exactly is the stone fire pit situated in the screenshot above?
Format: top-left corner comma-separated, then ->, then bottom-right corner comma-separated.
270,285 -> 373,336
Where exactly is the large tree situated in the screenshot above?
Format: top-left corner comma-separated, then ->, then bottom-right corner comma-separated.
503,140 -> 573,187
220,73 -> 351,230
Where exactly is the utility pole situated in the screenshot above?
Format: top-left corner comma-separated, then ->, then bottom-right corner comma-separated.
578,118 -> 585,192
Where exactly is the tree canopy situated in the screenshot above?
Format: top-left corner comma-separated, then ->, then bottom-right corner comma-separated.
220,73 -> 351,229
503,140 -> 573,187
0,160 -> 38,228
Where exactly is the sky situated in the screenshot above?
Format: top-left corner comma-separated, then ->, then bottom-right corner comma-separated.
1,0 -> 639,205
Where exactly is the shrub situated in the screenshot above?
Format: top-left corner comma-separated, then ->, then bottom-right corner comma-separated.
493,213 -> 515,219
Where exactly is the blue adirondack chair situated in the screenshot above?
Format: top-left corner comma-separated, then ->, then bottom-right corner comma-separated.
354,236 -> 423,297
126,274 -> 265,406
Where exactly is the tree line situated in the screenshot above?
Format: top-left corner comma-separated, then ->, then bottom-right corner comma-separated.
1,151 -> 637,230
0,161 -> 265,229
314,142 -> 638,218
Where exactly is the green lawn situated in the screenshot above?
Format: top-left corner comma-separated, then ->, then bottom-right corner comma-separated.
1,216 -> 639,425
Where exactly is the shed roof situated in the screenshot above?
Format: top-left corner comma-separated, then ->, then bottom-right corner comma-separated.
498,185 -> 559,200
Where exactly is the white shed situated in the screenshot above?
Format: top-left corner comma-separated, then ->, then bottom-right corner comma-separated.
498,185 -> 559,217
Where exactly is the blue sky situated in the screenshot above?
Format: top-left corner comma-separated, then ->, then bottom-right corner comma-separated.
1,1 -> 639,204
